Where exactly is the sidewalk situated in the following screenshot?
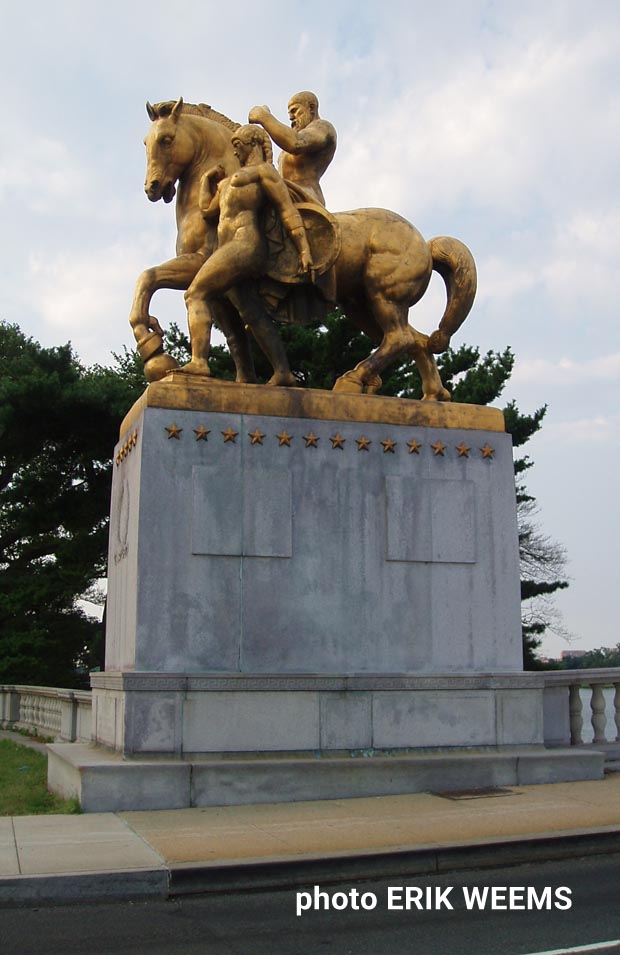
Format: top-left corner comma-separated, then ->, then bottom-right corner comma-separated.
1,769 -> 620,906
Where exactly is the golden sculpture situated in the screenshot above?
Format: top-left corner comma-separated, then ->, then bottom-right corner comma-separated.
130,94 -> 477,401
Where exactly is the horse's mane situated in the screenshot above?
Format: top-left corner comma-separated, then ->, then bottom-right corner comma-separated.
151,100 -> 240,132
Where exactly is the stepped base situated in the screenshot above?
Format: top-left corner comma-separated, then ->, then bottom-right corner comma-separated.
48,742 -> 604,813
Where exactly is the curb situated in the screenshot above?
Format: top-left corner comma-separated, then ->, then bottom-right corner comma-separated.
0,868 -> 168,908
2,827 -> 620,907
168,827 -> 620,896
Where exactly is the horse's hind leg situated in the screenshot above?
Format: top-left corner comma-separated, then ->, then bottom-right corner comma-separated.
333,294 -> 451,401
410,341 -> 451,402
333,300 -> 411,394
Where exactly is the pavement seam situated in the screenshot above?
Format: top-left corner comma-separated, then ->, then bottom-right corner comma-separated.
115,813 -> 169,867
10,818 -> 20,876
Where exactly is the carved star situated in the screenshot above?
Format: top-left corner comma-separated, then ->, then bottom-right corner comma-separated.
356,435 -> 371,451
276,430 -> 293,446
248,428 -> 265,445
222,427 -> 238,443
194,425 -> 210,441
381,438 -> 397,453
431,440 -> 446,456
130,430 -> 138,448
165,423 -> 182,440
456,443 -> 471,457
303,431 -> 320,448
330,432 -> 346,449
480,443 -> 495,459
407,438 -> 422,454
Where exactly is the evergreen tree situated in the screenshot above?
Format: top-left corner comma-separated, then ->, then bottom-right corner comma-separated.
0,322 -> 142,686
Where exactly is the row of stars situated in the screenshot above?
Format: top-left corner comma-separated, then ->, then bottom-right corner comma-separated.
115,430 -> 139,466
163,423 -> 495,458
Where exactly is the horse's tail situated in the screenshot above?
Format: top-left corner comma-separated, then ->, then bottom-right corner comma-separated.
426,236 -> 477,354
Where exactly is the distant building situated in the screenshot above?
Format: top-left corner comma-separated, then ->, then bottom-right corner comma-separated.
561,650 -> 587,660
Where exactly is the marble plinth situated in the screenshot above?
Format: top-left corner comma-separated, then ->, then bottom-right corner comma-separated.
48,380 -> 601,809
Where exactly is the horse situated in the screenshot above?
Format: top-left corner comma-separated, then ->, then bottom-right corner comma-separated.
132,98 -> 477,400
129,98 -> 255,383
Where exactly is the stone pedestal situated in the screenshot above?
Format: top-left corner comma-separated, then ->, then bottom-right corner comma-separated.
48,377 -> 604,810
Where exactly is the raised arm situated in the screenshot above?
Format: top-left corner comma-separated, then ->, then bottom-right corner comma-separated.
199,164 -> 226,219
248,106 -> 333,156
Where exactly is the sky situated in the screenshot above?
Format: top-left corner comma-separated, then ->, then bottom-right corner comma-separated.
1,0 -> 618,659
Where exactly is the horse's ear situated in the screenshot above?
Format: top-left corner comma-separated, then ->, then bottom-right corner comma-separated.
171,97 -> 184,122
146,101 -> 157,121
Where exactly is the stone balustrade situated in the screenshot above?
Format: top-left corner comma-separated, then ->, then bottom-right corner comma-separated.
543,669 -> 620,749
0,684 -> 92,743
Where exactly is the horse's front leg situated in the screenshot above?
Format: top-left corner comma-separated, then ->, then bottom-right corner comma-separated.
129,252 -> 205,381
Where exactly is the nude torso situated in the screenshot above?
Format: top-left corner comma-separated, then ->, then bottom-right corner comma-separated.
217,179 -> 262,245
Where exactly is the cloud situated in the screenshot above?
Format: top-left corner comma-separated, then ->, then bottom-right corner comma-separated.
0,136 -> 91,214
512,352 -> 620,386
540,207 -> 620,316
543,413 -> 620,445
327,10 -> 620,226
25,232 -> 173,363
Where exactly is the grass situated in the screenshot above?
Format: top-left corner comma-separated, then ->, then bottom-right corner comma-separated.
0,739 -> 81,816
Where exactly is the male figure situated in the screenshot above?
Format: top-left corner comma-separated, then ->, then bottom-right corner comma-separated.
249,91 -> 336,206
182,124 -> 313,385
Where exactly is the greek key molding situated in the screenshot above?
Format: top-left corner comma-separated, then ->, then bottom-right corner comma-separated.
90,672 -> 543,693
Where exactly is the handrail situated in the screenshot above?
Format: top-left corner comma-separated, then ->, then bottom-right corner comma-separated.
0,684 -> 92,743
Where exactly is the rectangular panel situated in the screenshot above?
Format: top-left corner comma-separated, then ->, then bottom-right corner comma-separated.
243,469 -> 292,558
192,465 -> 291,558
191,465 -> 242,555
386,477 -> 476,563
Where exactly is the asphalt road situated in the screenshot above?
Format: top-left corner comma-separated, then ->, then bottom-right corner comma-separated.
2,854 -> 620,955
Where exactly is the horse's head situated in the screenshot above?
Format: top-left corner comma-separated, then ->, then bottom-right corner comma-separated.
143,97 -> 194,203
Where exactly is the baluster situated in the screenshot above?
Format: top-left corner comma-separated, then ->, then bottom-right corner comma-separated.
590,685 -> 607,744
614,683 -> 620,743
569,684 -> 583,745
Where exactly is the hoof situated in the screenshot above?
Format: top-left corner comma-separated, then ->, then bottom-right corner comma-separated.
421,388 -> 451,402
333,371 -> 364,394
143,352 -> 180,382
266,372 -> 296,388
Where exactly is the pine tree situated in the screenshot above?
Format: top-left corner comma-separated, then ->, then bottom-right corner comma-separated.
0,322 -> 143,686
